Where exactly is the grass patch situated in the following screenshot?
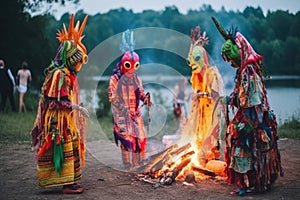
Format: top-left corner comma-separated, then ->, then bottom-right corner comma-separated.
1,109 -> 299,143
0,112 -> 36,142
278,116 -> 300,140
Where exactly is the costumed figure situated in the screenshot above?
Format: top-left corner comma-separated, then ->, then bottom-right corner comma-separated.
31,14 -> 89,194
108,30 -> 152,170
183,26 -> 224,166
212,17 -> 284,196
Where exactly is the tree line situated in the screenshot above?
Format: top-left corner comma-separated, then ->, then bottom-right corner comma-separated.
1,0 -> 299,89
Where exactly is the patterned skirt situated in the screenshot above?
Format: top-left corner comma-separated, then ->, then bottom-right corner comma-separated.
37,138 -> 81,188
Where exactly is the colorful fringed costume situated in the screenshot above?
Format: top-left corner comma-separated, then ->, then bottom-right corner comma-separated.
31,14 -> 89,190
212,17 -> 284,195
108,30 -> 151,169
182,26 -> 224,166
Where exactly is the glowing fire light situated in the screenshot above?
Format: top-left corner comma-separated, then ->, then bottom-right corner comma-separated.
141,74 -> 227,184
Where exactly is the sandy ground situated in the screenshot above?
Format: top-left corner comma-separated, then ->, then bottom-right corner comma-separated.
0,138 -> 299,200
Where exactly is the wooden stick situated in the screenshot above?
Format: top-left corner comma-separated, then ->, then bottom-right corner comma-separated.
170,143 -> 191,156
143,144 -> 178,174
191,166 -> 216,177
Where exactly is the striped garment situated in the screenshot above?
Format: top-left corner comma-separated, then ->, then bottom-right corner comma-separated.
32,67 -> 86,188
108,73 -> 147,157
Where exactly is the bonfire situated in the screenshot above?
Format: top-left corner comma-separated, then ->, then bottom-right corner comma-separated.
137,115 -> 227,187
138,25 -> 227,187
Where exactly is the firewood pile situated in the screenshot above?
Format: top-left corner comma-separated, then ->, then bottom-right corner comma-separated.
137,143 -> 223,188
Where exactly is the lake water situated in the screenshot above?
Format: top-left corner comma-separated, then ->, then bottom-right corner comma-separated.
83,75 -> 300,125
266,87 -> 300,124
145,86 -> 300,125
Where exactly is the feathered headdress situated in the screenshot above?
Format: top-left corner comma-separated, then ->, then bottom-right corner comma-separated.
56,14 -> 88,54
189,26 -> 209,55
51,14 -> 88,73
119,29 -> 135,54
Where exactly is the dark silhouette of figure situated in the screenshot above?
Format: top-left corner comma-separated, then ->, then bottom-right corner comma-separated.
0,59 -> 16,112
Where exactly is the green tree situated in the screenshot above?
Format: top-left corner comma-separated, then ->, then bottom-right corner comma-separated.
285,37 -> 300,74
25,0 -> 80,14
289,12 -> 300,37
136,10 -> 163,28
0,0 -> 80,88
160,6 -> 181,28
266,10 -> 293,41
243,6 -> 264,18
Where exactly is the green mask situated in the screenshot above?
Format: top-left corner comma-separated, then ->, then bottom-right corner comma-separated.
221,40 -> 240,66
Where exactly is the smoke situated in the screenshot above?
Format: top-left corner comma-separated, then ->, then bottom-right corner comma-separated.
80,27 -> 229,171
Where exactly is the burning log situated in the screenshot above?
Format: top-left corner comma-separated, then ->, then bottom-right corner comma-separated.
157,149 -> 195,184
162,143 -> 192,167
156,150 -> 194,177
205,160 -> 227,176
138,141 -> 220,187
170,143 -> 191,156
158,157 -> 192,186
161,143 -> 192,167
172,157 -> 192,175
176,150 -> 194,161
191,166 -> 215,177
143,144 -> 178,175
143,143 -> 191,174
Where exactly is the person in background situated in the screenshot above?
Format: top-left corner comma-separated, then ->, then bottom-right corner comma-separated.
173,77 -> 188,119
0,59 -> 17,112
16,61 -> 32,112
108,29 -> 152,170
212,17 -> 284,196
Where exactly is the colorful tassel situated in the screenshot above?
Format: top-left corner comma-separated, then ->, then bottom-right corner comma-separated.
53,128 -> 64,175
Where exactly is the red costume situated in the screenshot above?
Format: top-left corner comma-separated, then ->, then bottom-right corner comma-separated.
108,30 -> 151,169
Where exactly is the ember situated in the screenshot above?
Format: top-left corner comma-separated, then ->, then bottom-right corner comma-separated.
138,141 -> 226,187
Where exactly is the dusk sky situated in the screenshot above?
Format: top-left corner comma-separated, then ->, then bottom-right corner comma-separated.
39,0 -> 299,19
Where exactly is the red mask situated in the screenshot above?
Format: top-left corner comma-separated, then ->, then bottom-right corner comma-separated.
120,51 -> 140,77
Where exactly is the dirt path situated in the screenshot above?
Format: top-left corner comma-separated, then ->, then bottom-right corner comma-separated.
0,138 -> 299,200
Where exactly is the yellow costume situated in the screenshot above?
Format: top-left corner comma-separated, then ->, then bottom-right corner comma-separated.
31,14 -> 89,192
182,26 -> 224,165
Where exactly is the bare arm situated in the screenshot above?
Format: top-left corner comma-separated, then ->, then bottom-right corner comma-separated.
7,69 -> 15,87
